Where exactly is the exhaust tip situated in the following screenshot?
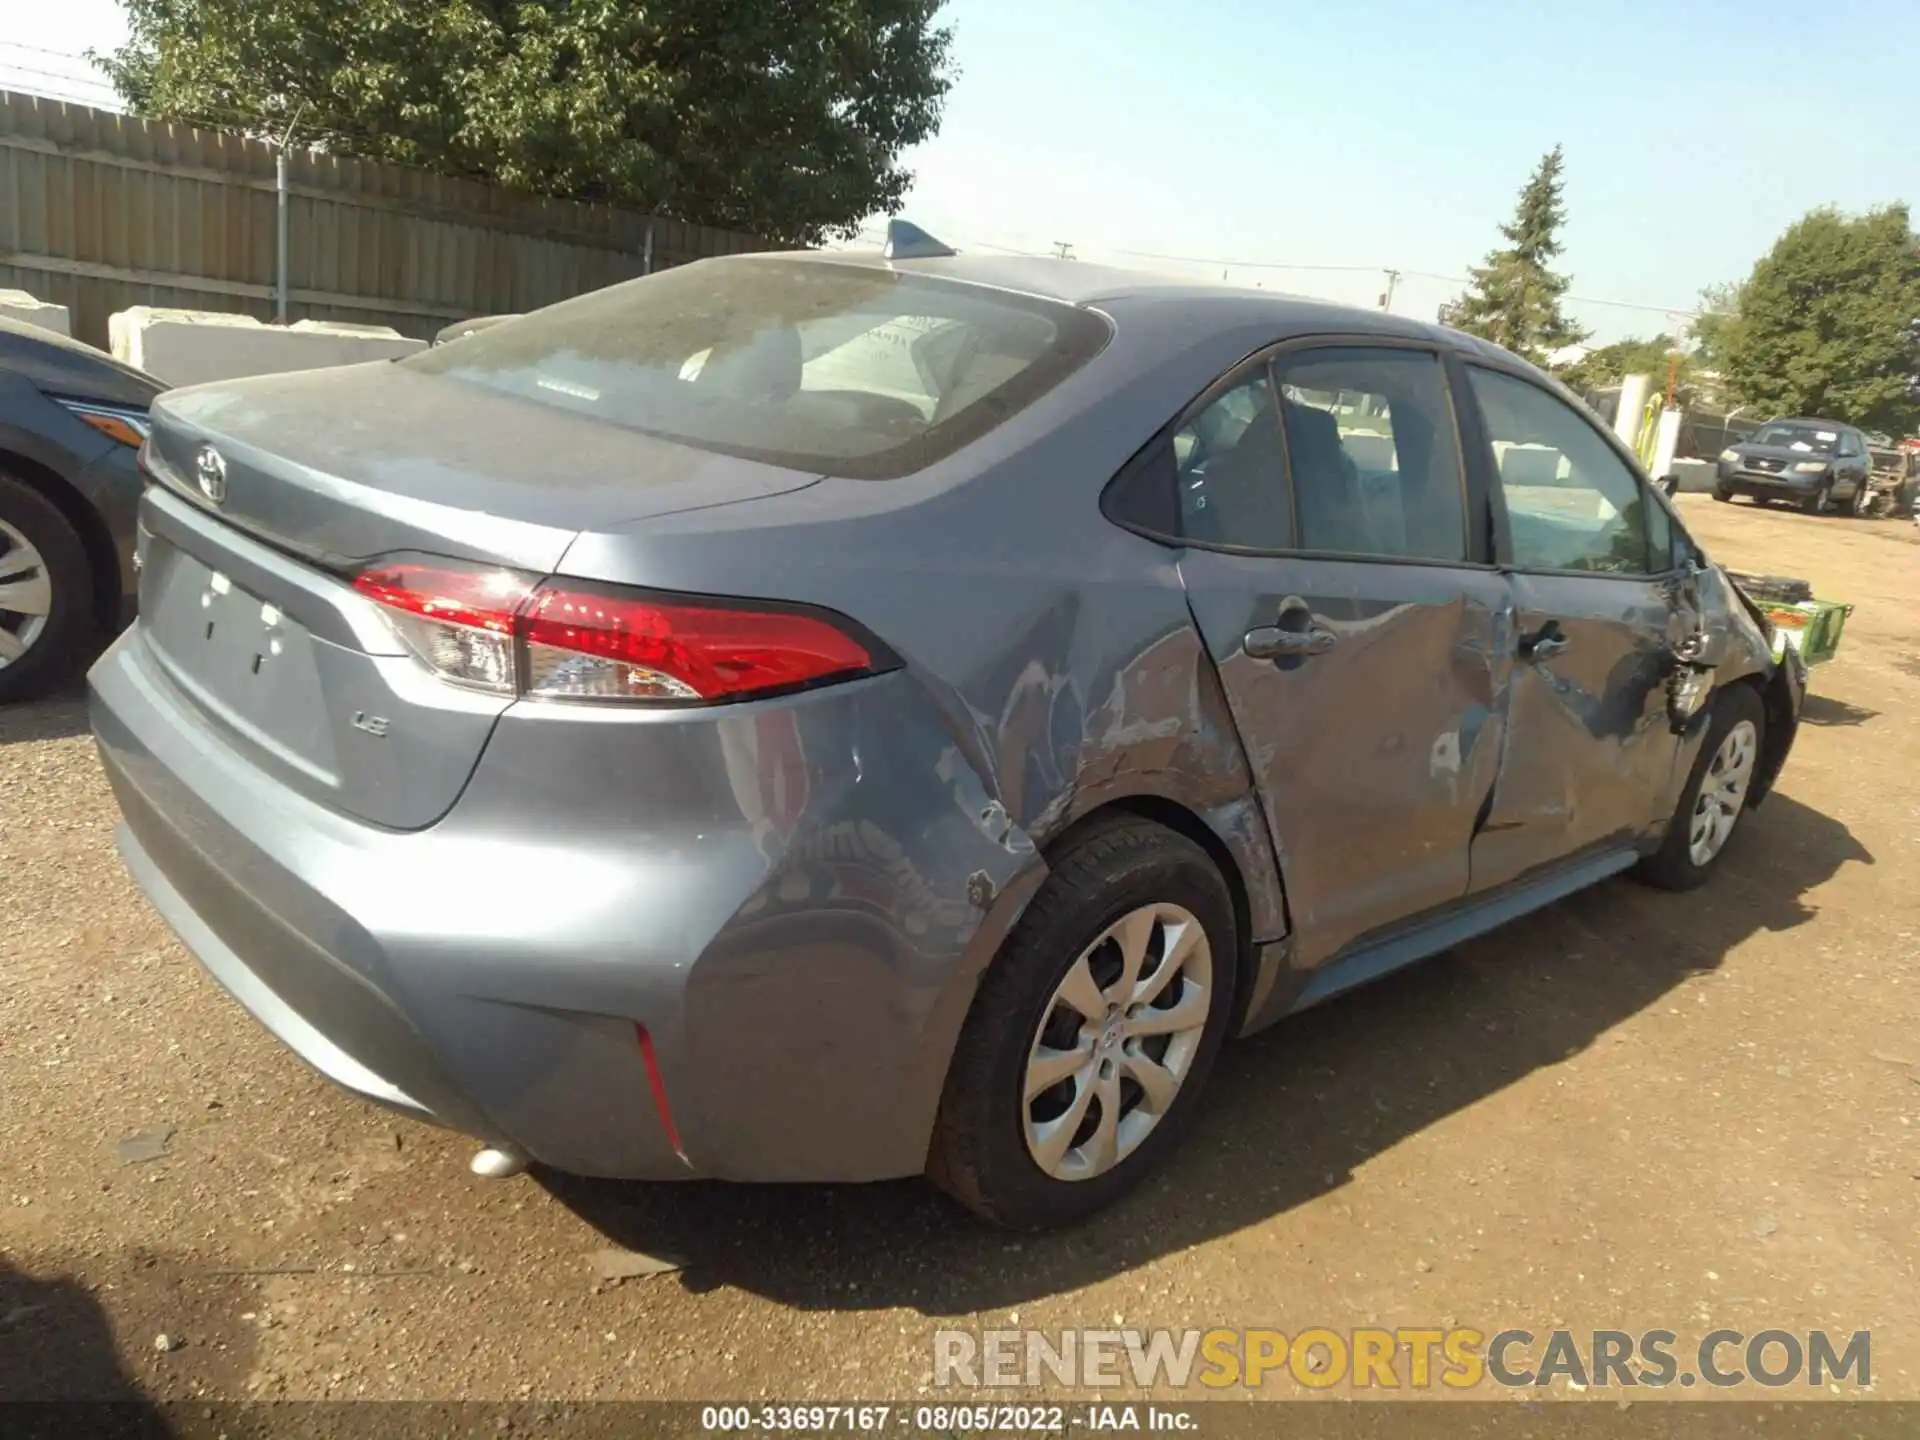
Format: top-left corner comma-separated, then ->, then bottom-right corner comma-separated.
469,1145 -> 530,1179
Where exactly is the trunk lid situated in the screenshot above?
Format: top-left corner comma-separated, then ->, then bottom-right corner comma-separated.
135,361 -> 823,830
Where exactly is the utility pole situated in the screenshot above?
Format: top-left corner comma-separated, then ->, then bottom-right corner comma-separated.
276,151 -> 288,323
273,102 -> 308,324
1663,310 -> 1689,408
1051,241 -> 1075,261
1380,269 -> 1401,312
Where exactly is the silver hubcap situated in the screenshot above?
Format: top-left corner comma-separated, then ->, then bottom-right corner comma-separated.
1689,719 -> 1758,866
0,519 -> 53,668
1022,902 -> 1213,1183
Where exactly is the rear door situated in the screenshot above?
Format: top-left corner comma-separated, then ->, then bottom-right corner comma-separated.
1459,363 -> 1696,891
1175,340 -> 1515,969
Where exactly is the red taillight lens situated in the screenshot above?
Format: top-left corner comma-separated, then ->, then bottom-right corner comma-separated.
520,583 -> 874,701
353,561 -> 878,704
352,563 -> 532,695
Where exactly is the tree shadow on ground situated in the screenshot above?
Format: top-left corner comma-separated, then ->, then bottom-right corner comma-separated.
543,793 -> 1871,1316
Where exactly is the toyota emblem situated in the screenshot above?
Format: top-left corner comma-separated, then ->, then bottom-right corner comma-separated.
194,445 -> 228,505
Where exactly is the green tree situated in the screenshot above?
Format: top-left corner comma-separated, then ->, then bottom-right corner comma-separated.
1689,281 -> 1741,371
1557,335 -> 1687,393
1440,145 -> 1589,364
99,0 -> 954,246
1717,204 -> 1920,433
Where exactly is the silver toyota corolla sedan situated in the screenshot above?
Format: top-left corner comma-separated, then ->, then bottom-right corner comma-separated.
90,227 -> 1803,1228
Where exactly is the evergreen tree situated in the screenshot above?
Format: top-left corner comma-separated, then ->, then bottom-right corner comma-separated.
1441,146 -> 1589,364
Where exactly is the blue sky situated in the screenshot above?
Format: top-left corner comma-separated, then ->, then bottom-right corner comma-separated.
6,0 -> 1913,344
879,0 -> 1917,341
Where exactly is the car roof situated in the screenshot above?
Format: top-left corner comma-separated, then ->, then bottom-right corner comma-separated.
741,247 -> 1480,352
1765,417 -> 1853,430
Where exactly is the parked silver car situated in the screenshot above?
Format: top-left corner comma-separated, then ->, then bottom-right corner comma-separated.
90,231 -> 1803,1228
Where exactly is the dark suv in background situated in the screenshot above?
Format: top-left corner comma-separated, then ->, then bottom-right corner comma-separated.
1714,417 -> 1873,515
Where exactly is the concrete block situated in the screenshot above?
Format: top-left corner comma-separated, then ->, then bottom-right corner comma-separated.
109,306 -> 426,387
1670,458 -> 1718,494
0,289 -> 72,337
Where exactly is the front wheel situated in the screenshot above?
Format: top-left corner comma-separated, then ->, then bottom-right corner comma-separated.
928,815 -> 1237,1228
0,473 -> 97,703
1849,481 -> 1873,517
1801,482 -> 1832,516
1636,685 -> 1766,891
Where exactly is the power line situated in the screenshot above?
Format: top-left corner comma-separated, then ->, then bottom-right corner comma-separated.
0,41 -> 102,62
1118,247 -> 1386,274
0,62 -> 118,93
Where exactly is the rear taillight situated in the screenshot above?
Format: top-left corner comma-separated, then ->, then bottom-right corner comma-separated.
352,563 -> 532,694
351,561 -> 879,704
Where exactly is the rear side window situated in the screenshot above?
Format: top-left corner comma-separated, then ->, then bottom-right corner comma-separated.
1273,348 -> 1467,562
1175,366 -> 1290,548
404,259 -> 1109,479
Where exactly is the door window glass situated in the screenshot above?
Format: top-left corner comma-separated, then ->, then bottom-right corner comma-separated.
1175,367 -> 1290,549
1647,489 -> 1674,567
1271,348 -> 1466,561
1469,367 -> 1654,574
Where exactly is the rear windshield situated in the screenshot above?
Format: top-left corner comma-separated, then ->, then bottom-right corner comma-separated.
404,258 -> 1110,479
1750,423 -> 1838,452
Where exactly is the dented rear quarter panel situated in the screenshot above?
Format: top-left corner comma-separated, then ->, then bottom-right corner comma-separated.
541,297 -> 1338,1173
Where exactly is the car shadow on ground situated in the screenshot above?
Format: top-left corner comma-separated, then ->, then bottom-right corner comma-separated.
0,1260 -> 170,1433
550,792 -> 1869,1316
0,687 -> 91,745
1797,693 -> 1879,727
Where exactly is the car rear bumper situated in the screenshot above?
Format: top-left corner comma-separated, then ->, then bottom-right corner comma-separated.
89,624 -> 1039,1183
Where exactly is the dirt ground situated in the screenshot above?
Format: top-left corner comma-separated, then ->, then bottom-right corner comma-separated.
2,492 -> 1916,1409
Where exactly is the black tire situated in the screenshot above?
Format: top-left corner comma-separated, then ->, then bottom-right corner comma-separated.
0,472 -> 97,703
1801,482 -> 1831,516
1712,487 -> 1734,503
928,815 -> 1238,1228
1635,684 -> 1767,892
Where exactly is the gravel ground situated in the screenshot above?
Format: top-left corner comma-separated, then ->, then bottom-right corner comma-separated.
1,494 -> 1916,1407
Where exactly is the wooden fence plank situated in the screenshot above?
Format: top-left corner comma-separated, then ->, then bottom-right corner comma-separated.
0,88 -> 777,347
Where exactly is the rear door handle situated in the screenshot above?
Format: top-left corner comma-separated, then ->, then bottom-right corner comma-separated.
1519,622 -> 1569,660
1244,624 -> 1338,659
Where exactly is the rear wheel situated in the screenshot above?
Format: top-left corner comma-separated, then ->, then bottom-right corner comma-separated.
928,816 -> 1236,1228
0,473 -> 96,703
1712,487 -> 1734,503
1636,684 -> 1766,891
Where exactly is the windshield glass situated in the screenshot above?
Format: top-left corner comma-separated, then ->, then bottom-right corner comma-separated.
1749,423 -> 1838,452
403,259 -> 1110,479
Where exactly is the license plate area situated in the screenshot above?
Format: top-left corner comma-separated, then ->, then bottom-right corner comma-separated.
141,536 -> 341,784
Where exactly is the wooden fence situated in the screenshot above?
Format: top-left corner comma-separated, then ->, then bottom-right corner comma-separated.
0,89 -> 775,350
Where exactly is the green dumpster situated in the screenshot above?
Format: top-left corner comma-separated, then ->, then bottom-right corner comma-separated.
1762,597 -> 1852,667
